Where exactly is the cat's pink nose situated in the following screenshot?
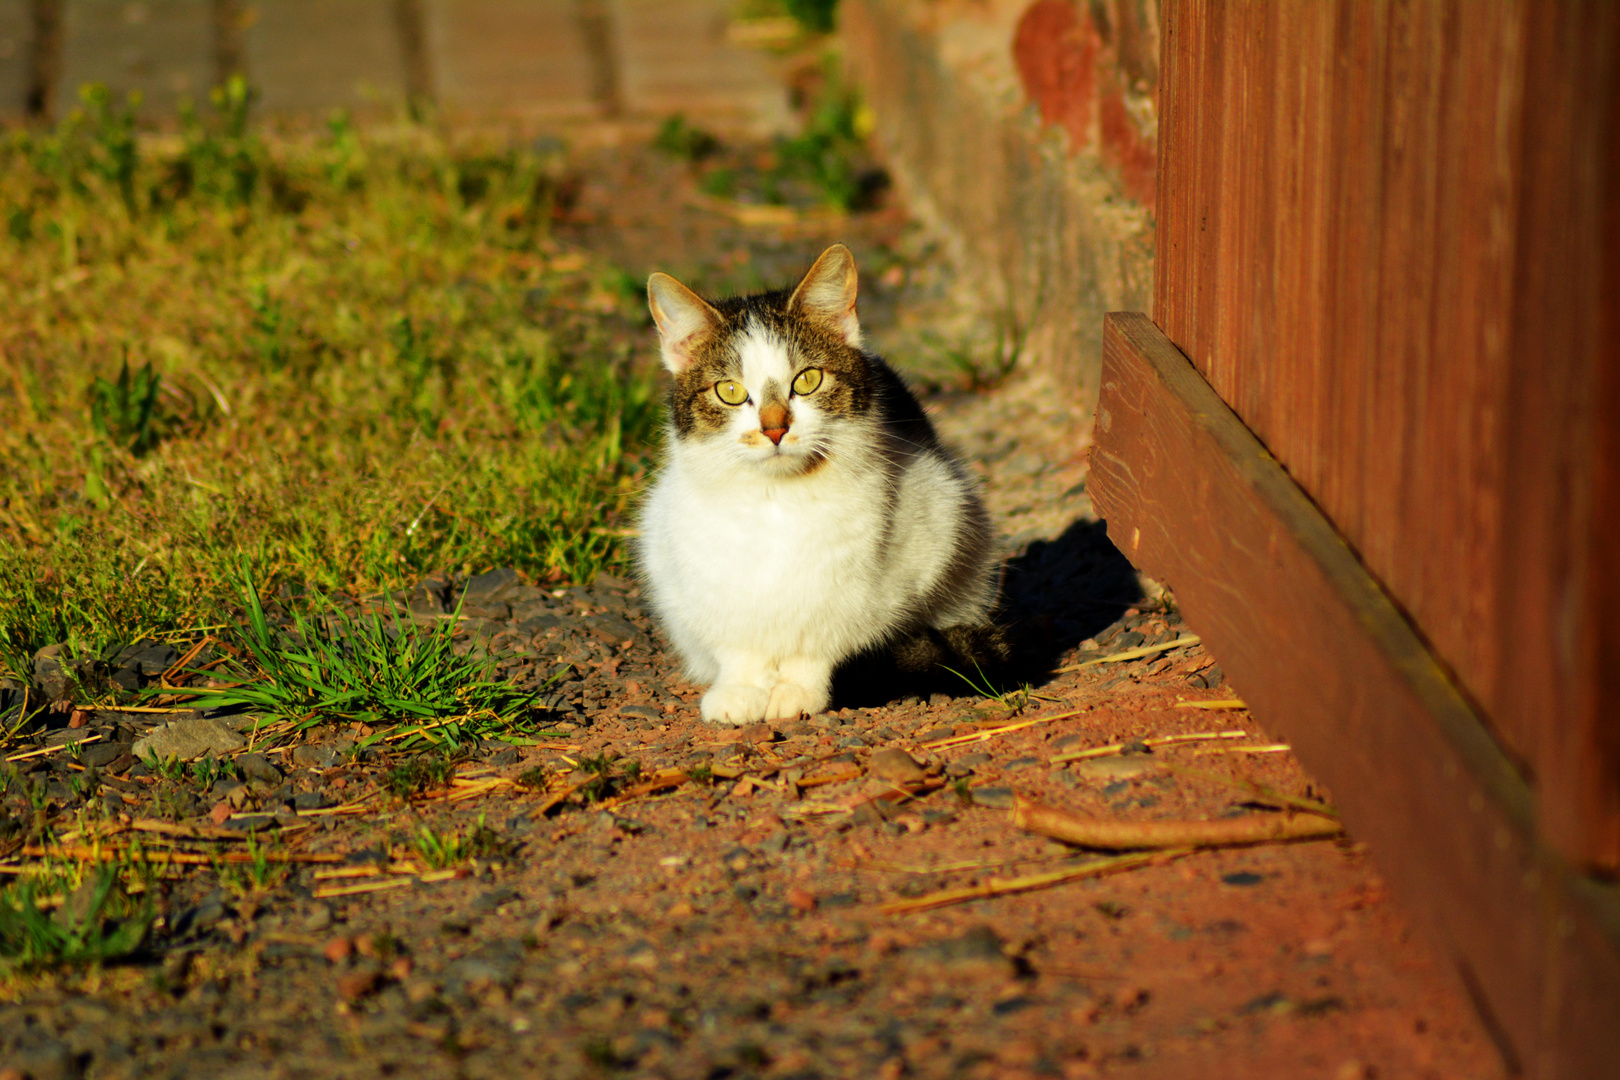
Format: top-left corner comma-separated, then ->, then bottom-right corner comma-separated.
763,427 -> 788,445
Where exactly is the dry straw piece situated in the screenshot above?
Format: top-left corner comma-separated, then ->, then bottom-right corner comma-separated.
880,849 -> 1189,914
1056,635 -> 1202,673
1012,796 -> 1342,851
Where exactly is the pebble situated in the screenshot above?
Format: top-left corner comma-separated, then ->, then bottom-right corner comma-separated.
236,752 -> 282,784
324,937 -> 354,963
867,747 -> 926,784
336,969 -> 383,1001
292,744 -> 341,768
131,717 -> 245,762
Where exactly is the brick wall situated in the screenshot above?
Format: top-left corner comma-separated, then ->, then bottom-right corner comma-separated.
0,0 -> 789,131
842,0 -> 1156,403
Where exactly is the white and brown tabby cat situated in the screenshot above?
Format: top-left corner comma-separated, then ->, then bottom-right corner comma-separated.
637,244 -> 1005,725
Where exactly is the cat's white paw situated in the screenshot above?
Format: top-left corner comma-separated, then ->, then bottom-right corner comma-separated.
765,681 -> 827,721
700,683 -> 770,725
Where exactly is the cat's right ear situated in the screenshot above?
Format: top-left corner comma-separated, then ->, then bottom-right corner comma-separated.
647,273 -> 722,373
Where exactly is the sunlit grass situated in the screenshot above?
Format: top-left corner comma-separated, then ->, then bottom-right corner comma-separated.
0,83 -> 661,691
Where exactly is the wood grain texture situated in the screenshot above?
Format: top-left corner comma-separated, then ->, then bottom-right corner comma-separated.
1091,311 -> 1620,1080
1154,0 -> 1619,870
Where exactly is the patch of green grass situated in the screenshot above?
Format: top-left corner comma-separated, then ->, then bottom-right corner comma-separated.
385,755 -> 457,800
769,57 -> 878,210
942,662 -> 1035,714
413,813 -> 509,869
575,753 -> 641,803
217,834 -> 287,895
652,114 -> 720,163
0,82 -> 660,693
177,564 -> 541,745
0,868 -> 153,970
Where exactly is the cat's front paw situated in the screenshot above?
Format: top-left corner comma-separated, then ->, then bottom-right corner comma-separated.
765,681 -> 827,721
700,684 -> 770,725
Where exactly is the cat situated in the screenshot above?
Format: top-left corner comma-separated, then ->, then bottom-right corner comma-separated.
636,244 -> 1006,725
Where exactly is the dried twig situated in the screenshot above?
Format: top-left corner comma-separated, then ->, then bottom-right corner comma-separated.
1050,729 -> 1247,765
5,734 -> 102,762
595,768 -> 692,812
1175,699 -> 1247,711
19,845 -> 341,866
1056,635 -> 1202,673
313,877 -> 416,900
161,636 -> 217,683
1013,796 -> 1342,851
879,849 -> 1187,914
1193,743 -> 1290,756
921,709 -> 1087,750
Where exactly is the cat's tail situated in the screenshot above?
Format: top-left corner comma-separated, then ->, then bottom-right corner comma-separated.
889,621 -> 1011,677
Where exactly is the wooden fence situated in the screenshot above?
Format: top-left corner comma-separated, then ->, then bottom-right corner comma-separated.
1092,2 -> 1617,1076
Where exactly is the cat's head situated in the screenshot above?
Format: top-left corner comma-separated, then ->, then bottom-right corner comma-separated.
647,245 -> 873,476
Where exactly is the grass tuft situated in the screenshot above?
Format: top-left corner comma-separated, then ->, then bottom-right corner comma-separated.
0,869 -> 153,970
177,564 -> 538,746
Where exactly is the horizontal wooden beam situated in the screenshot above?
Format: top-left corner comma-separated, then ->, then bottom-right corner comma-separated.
1089,311 -> 1620,1080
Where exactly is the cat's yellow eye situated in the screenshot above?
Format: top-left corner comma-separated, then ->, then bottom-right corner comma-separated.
714,380 -> 748,406
792,368 -> 823,396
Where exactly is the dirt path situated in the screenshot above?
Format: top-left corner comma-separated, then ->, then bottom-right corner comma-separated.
0,148 -> 1506,1080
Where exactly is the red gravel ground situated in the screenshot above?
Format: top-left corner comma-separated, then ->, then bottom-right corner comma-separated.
0,142 -> 1510,1080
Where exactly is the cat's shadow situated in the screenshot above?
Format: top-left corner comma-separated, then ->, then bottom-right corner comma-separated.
831,517 -> 1142,708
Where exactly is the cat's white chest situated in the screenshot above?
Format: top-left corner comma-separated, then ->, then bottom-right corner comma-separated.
655,456 -> 884,592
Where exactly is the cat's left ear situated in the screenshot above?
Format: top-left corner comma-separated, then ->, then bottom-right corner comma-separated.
648,272 -> 723,373
789,244 -> 861,349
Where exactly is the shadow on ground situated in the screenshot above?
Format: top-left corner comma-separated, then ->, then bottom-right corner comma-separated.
831,517 -> 1142,708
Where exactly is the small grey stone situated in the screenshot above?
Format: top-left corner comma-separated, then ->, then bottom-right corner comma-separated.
461,600 -> 512,621
519,613 -> 564,634
1005,756 -> 1042,769
235,752 -> 282,784
302,904 -> 333,932
212,777 -> 247,803
80,741 -> 130,768
868,747 -> 925,784
461,567 -> 522,601
409,576 -> 449,614
970,786 -> 1015,809
224,813 -> 277,832
584,613 -> 647,650
292,791 -> 329,811
618,704 -> 662,721
442,939 -> 524,991
1114,630 -> 1146,650
112,641 -> 178,676
837,735 -> 868,749
927,692 -> 952,707
131,718 -> 245,762
291,744 -> 341,769
956,752 -> 993,769
33,644 -> 73,702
